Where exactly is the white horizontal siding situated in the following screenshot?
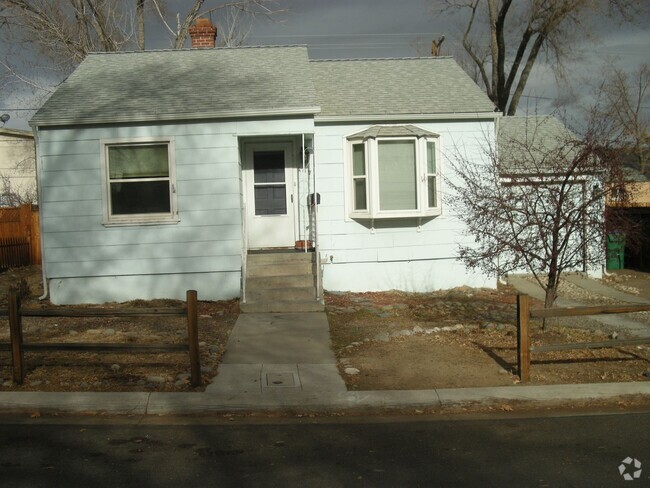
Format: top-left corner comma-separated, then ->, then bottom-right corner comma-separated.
48,272 -> 240,304
44,224 -> 240,248
46,239 -> 240,263
322,260 -> 495,293
48,254 -> 239,278
314,119 -> 495,291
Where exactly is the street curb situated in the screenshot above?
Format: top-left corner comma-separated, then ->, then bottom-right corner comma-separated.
0,382 -> 648,416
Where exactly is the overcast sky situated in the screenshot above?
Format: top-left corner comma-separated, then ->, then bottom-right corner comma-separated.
1,0 -> 648,130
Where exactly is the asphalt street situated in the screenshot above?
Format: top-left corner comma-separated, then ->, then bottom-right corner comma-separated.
1,411 -> 648,487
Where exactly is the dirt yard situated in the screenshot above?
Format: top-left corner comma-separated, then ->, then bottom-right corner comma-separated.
326,282 -> 650,391
0,266 -> 237,392
1,266 -> 649,393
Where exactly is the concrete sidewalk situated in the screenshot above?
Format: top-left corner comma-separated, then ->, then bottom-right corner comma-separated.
0,310 -> 648,416
507,275 -> 650,337
0,382 -> 648,416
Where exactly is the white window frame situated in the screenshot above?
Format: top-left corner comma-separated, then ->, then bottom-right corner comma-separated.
345,132 -> 442,220
100,136 -> 179,226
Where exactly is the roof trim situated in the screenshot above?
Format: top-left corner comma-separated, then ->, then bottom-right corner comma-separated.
0,128 -> 33,138
31,106 -> 322,128
348,124 -> 439,139
315,112 -> 498,123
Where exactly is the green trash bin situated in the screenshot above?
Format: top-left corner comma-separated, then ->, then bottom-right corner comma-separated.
606,233 -> 625,270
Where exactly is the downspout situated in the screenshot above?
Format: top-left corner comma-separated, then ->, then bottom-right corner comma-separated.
311,140 -> 321,301
301,133 -> 306,252
32,125 -> 49,300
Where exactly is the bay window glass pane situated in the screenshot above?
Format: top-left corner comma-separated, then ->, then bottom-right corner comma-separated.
109,145 -> 169,179
427,141 -> 436,173
428,176 -> 437,208
110,181 -> 171,215
378,140 -> 417,211
352,144 -> 365,176
354,178 -> 367,210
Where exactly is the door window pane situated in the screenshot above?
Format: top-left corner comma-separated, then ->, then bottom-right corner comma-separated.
254,151 -> 285,183
253,150 -> 287,216
378,140 -> 417,211
254,185 -> 287,215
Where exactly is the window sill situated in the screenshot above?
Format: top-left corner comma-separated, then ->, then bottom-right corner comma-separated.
102,217 -> 181,227
349,209 -> 441,220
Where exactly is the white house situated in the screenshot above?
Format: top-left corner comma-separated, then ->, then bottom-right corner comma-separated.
30,19 -> 498,307
0,127 -> 37,206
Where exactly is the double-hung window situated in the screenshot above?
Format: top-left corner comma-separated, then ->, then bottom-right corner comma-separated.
101,138 -> 178,225
347,125 -> 441,219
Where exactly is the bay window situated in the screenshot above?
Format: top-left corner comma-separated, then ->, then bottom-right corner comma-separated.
347,126 -> 441,219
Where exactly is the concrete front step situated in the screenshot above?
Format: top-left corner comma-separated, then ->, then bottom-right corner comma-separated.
243,251 -> 321,313
247,252 -> 315,265
246,274 -> 315,289
246,286 -> 316,302
247,262 -> 316,277
240,300 -> 325,313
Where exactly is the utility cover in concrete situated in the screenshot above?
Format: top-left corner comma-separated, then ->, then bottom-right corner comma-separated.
265,372 -> 298,387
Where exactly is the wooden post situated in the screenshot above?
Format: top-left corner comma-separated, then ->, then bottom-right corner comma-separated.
19,204 -> 32,263
516,293 -> 531,383
8,292 -> 24,384
186,290 -> 201,387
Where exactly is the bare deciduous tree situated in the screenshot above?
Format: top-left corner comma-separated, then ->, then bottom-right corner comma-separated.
0,0 -> 286,93
0,154 -> 37,206
592,63 -> 649,173
447,115 -> 627,310
430,0 -> 647,115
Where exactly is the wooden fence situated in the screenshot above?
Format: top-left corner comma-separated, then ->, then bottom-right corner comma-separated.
516,294 -> 650,382
0,290 -> 201,386
0,204 -> 40,269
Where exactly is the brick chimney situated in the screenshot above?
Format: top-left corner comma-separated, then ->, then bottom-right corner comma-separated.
189,18 -> 217,48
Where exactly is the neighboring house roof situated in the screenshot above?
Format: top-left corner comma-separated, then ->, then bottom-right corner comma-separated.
498,116 -> 579,175
310,57 -> 495,119
31,47 -> 497,128
622,165 -> 648,182
31,46 -> 320,126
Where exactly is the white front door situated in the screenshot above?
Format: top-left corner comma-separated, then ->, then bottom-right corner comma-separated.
244,142 -> 296,249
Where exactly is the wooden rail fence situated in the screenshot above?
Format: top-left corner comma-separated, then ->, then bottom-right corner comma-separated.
516,294 -> 650,382
1,290 -> 201,386
0,203 -> 40,269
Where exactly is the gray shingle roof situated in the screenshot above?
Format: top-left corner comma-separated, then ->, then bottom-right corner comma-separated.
31,46 -> 319,126
310,57 -> 495,117
498,116 -> 579,175
31,49 -> 497,127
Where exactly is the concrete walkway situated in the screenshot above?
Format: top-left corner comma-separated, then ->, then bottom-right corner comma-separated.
205,312 -> 347,395
507,275 -> 650,337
